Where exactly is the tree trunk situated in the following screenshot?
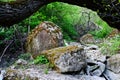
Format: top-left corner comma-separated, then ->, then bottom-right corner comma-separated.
0,0 -> 120,29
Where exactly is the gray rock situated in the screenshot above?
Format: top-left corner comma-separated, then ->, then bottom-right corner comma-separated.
41,46 -> 87,73
107,54 -> 120,73
85,45 -> 106,62
78,75 -> 105,80
5,68 -> 105,80
86,61 -> 105,76
68,42 -> 83,48
74,21 -> 101,38
16,59 -> 28,65
80,34 -> 96,45
103,69 -> 120,80
26,21 -> 63,58
84,45 -> 99,50
0,70 -> 6,80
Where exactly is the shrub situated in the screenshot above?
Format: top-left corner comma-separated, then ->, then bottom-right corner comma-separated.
34,55 -> 49,64
98,35 -> 120,55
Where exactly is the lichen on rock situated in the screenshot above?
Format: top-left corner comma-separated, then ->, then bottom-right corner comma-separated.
41,45 -> 87,73
26,21 -> 63,58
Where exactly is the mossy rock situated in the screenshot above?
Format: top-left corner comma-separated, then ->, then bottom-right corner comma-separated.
26,21 -> 63,57
41,45 -> 87,73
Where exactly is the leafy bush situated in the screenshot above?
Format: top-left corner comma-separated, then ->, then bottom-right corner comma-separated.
21,2 -> 80,40
18,53 -> 31,60
0,0 -> 15,2
34,55 -> 49,64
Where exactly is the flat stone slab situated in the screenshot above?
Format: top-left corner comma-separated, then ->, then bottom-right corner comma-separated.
5,68 -> 105,80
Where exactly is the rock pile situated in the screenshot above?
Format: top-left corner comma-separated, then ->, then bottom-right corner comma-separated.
3,44 -> 120,80
2,22 -> 120,80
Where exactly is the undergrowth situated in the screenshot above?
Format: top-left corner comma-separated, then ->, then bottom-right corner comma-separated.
34,55 -> 49,64
98,35 -> 120,55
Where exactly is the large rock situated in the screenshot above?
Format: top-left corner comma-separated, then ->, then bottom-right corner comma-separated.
41,45 -> 86,73
86,61 -> 105,76
5,68 -> 105,80
75,21 -> 101,38
84,45 -> 106,62
107,54 -> 120,73
26,21 -> 63,58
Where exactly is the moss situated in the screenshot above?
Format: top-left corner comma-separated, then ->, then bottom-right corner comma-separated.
26,21 -> 62,48
41,45 -> 83,71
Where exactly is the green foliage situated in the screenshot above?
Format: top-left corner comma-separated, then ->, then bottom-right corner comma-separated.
44,68 -> 49,74
0,0 -> 15,2
18,53 -> 31,60
0,27 -> 14,44
0,25 -> 28,54
90,18 -> 113,39
34,55 -> 49,64
98,35 -> 120,55
21,2 -> 79,40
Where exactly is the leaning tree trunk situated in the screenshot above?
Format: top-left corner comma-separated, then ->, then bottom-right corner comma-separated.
0,0 -> 120,29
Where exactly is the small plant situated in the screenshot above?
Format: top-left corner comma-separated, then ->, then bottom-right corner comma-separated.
18,53 -> 31,60
98,35 -> 120,55
34,55 -> 49,64
44,68 -> 49,74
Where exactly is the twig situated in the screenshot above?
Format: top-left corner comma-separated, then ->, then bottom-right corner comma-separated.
0,40 -> 14,62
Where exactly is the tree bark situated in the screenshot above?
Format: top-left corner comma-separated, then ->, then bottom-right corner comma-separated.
0,0 -> 120,29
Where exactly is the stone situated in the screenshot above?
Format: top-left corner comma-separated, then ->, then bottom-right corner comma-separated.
107,29 -> 120,38
80,34 -> 95,45
84,45 -> 99,50
103,69 -> 120,80
5,68 -> 105,80
107,54 -> 120,73
0,70 -> 6,80
74,21 -> 101,38
84,45 -> 106,62
78,75 -> 105,80
16,59 -> 28,65
68,42 -> 83,48
41,45 -> 86,73
26,21 -> 63,58
86,61 -> 105,76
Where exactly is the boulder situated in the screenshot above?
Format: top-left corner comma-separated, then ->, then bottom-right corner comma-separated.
107,54 -> 120,73
5,68 -> 105,80
84,45 -> 106,62
86,61 -> 105,76
80,34 -> 95,45
26,21 -> 63,58
16,59 -> 28,65
41,45 -> 86,73
74,21 -> 101,38
68,42 -> 83,48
